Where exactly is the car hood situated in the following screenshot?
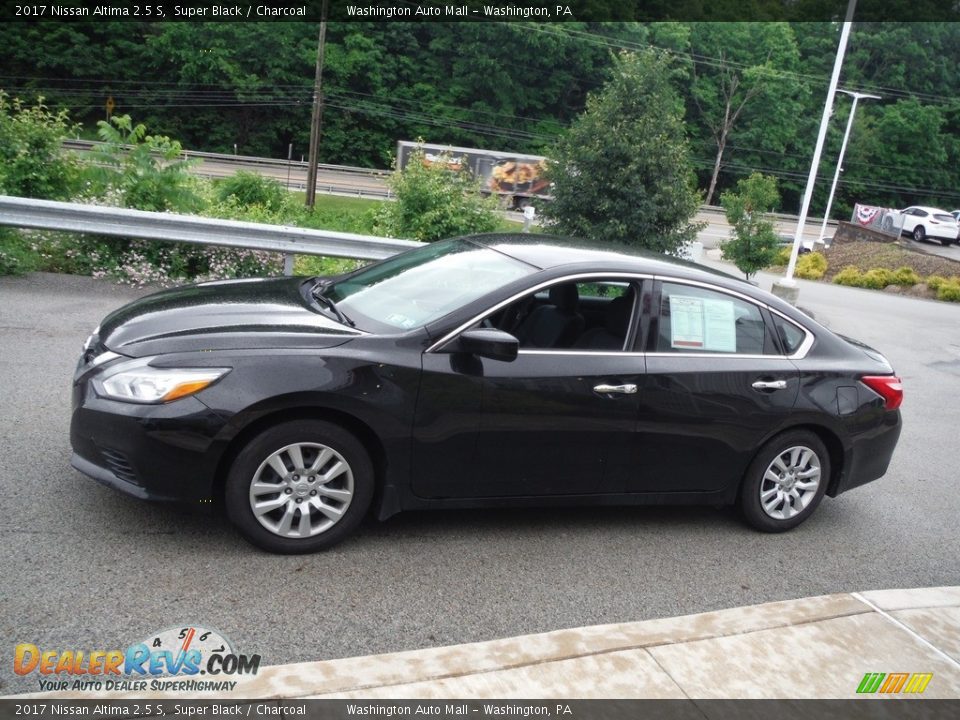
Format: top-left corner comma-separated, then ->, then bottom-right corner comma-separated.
97,277 -> 358,357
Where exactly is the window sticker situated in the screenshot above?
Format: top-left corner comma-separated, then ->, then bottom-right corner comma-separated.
669,294 -> 737,352
702,298 -> 737,352
669,296 -> 704,348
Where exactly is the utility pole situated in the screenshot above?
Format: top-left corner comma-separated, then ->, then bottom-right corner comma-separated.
305,0 -> 329,210
818,90 -> 881,243
775,0 -> 857,302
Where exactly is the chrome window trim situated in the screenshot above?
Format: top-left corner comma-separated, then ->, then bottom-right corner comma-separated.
424,270 -> 815,360
519,350 -> 645,357
425,272 -> 652,354
645,353 -> 791,360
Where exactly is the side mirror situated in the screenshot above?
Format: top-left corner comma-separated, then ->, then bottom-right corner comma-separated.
456,329 -> 519,362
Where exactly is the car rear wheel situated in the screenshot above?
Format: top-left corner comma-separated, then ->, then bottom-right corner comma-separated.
225,420 -> 373,553
940,238 -> 952,246
913,226 -> 925,242
739,430 -> 829,533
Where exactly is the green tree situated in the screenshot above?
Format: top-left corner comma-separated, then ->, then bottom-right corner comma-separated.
373,144 -> 499,242
88,114 -> 203,212
720,172 -> 781,279
541,49 -> 701,254
0,92 -> 80,199
686,22 -> 805,205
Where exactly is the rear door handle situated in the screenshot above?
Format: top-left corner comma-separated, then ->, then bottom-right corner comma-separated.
752,379 -> 787,391
593,383 -> 637,395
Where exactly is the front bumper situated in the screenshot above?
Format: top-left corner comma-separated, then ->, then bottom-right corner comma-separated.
70,365 -> 229,504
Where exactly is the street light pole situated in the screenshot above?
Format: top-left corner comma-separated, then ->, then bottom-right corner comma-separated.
777,0 -> 857,298
818,90 -> 881,243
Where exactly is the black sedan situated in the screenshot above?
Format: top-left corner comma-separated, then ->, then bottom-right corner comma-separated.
70,234 -> 903,553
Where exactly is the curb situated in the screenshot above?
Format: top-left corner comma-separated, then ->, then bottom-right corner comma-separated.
9,587 -> 960,700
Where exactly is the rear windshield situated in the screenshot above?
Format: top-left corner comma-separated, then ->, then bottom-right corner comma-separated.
934,214 -> 955,222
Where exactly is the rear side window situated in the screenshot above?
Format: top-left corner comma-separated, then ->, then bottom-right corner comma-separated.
655,282 -> 768,355
773,315 -> 806,355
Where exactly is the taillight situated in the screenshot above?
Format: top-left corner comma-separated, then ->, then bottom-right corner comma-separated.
861,375 -> 903,411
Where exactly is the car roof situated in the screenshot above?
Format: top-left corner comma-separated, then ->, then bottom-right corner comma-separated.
455,232 -> 817,328
465,232 -> 742,282
908,205 -> 954,214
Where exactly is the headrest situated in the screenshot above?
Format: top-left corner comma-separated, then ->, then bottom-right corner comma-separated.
549,284 -> 579,312
605,292 -> 633,335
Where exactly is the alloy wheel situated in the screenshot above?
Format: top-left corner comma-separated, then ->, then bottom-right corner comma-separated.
248,442 -> 354,538
759,445 -> 821,520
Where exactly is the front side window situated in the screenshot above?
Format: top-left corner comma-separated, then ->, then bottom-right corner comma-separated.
655,282 -> 769,355
484,279 -> 638,351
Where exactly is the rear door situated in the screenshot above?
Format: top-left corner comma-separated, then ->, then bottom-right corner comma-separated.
626,279 -> 801,495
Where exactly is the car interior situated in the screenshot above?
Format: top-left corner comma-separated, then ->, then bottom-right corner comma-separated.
485,280 -> 636,351
482,279 -> 775,355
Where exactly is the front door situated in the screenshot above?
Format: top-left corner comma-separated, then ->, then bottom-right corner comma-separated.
411,278 -> 647,499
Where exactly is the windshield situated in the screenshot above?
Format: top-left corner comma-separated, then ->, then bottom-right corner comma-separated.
325,238 -> 536,332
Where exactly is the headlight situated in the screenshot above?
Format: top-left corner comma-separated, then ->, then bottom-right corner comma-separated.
94,359 -> 230,404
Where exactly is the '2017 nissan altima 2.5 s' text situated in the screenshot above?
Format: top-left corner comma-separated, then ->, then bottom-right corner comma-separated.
71,234 -> 903,553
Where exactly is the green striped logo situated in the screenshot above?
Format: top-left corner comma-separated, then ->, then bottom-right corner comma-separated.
857,672 -> 933,694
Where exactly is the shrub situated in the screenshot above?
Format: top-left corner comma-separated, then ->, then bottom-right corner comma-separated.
795,252 -> 827,280
926,275 -> 947,291
937,281 -> 960,302
86,114 -> 203,213
770,247 -> 791,267
0,228 -> 38,275
832,266 -> 863,287
0,92 -> 81,200
215,171 -> 286,212
860,268 -> 895,289
891,266 -> 920,286
374,144 -> 499,242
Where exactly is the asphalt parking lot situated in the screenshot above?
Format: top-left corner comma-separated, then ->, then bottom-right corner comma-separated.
1,270 -> 959,695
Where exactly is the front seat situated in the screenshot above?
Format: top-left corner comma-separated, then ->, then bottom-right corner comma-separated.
573,291 -> 634,350
514,284 -> 585,348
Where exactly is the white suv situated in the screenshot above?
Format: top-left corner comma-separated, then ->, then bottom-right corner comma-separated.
886,206 -> 959,246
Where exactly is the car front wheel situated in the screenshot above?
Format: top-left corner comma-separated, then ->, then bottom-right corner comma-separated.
739,430 -> 829,533
225,420 -> 374,553
913,226 -> 925,242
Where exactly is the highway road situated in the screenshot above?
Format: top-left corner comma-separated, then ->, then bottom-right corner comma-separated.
1,268 -> 958,694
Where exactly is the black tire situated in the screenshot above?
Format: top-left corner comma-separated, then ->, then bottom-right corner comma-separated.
940,238 -> 952,247
739,430 -> 830,533
913,226 -> 925,242
225,420 -> 374,553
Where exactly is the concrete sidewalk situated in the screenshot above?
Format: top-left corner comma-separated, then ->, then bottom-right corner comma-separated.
12,587 -> 960,700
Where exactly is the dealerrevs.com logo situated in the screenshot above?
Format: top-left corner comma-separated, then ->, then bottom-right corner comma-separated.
14,626 -> 261,693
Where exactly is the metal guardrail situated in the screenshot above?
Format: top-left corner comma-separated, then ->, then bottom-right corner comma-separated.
63,140 -> 388,178
0,195 -> 421,263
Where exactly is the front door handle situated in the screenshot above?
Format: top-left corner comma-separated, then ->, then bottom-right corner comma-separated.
594,383 -> 637,395
752,379 -> 787,391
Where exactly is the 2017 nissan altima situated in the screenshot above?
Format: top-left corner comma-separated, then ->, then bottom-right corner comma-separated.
70,234 -> 903,553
